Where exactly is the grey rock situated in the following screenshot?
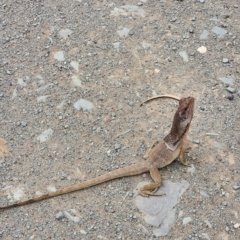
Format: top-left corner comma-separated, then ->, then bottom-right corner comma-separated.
36,84 -> 53,94
115,143 -> 121,150
170,17 -> 177,22
179,51 -> 189,62
199,0 -> 205,3
219,76 -> 235,85
37,95 -> 49,103
58,28 -> 73,40
153,209 -> 176,237
222,58 -> 229,63
226,87 -> 236,93
183,217 -> 192,225
200,191 -> 209,197
112,42 -> 120,52
37,129 -> 53,143
233,185 -> 240,190
212,26 -> 227,38
135,180 -> 189,235
193,139 -> 200,144
54,51 -> 65,61
141,41 -> 151,50
56,211 -> 65,220
200,30 -> 208,39
117,28 -> 130,37
74,99 -> 94,111
209,17 -> 220,22
63,210 -> 81,222
21,121 -> 27,127
121,5 -> 146,17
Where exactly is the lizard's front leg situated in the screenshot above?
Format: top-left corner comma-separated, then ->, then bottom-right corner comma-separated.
179,141 -> 200,165
139,167 -> 165,196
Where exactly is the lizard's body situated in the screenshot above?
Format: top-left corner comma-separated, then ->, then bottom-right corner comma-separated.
0,97 -> 194,209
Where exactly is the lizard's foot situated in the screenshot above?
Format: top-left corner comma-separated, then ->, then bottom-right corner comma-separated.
181,158 -> 202,166
140,186 -> 165,197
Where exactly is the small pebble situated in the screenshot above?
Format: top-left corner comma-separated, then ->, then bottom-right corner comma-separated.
226,87 -> 236,93
21,121 -> 27,127
225,227 -> 230,232
199,0 -> 205,3
193,139 -> 200,144
56,211 -> 65,220
128,192 -> 133,197
226,94 -> 234,100
197,46 -> 207,54
222,201 -> 228,206
234,223 -> 240,229
115,143 -> 121,150
183,217 -> 192,225
233,185 -> 240,190
128,101 -> 134,106
222,58 -> 229,63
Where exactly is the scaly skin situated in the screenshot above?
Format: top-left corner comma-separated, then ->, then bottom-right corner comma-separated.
0,97 -> 194,210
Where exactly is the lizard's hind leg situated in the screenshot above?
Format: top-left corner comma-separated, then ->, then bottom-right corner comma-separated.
139,167 -> 165,196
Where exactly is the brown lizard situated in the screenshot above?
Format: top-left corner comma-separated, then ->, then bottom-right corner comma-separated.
0,97 -> 195,210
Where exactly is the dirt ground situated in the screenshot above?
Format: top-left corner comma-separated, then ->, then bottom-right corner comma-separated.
0,0 -> 240,239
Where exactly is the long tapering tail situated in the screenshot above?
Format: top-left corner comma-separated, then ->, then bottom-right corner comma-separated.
0,162 -> 148,209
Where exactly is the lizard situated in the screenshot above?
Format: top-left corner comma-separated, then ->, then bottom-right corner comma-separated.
0,97 -> 195,210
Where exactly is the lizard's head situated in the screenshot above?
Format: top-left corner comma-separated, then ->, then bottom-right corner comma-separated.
177,97 -> 195,127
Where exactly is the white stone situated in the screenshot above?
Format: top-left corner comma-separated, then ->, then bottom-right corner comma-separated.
197,46 -> 207,54
47,186 -> 56,192
117,27 -> 130,37
141,41 -> 151,49
63,211 -> 81,222
37,128 -> 53,143
179,51 -> 189,62
54,51 -> 65,61
234,223 -> 240,228
183,217 -> 192,225
72,75 -> 82,87
70,61 -> 79,72
37,95 -> 49,102
18,78 -> 27,87
59,28 -> 73,40
12,88 -> 17,100
74,99 -> 93,111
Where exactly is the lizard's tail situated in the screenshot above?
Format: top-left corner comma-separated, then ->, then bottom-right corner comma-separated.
0,162 -> 147,209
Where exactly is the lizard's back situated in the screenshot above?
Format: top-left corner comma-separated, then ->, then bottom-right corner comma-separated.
147,141 -> 181,169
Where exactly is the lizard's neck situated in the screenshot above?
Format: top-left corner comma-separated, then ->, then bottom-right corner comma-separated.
163,113 -> 190,151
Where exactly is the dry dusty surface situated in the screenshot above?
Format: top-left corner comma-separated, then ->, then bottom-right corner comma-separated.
0,0 -> 240,239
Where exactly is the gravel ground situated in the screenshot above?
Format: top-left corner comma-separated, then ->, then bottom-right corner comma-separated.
0,0 -> 240,239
